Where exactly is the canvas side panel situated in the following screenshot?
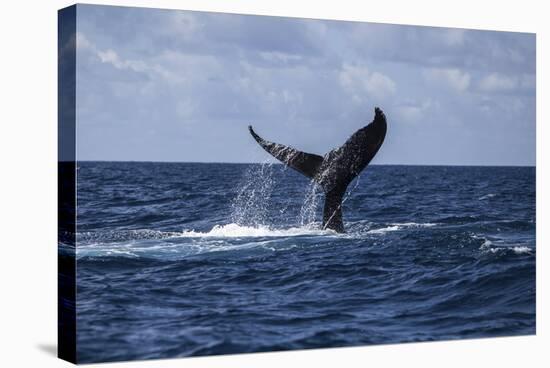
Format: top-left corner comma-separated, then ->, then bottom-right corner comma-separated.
58,4 -> 77,364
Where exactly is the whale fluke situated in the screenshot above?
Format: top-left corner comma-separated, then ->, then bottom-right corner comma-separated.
248,126 -> 324,179
249,107 -> 387,233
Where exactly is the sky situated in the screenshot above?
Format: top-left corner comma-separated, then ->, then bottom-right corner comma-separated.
74,4 -> 536,165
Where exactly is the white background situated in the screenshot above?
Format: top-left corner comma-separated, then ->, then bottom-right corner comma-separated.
0,0 -> 547,367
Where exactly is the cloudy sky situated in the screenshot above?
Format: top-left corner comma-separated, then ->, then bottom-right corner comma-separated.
75,4 -> 535,165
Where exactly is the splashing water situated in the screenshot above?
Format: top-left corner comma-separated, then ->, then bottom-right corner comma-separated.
229,158 -> 366,231
230,161 -> 277,227
230,160 -> 326,229
299,181 -> 323,228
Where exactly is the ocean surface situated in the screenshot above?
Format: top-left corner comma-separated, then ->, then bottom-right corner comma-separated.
73,162 -> 536,363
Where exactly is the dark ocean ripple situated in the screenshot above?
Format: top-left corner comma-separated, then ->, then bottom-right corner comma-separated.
75,162 -> 535,363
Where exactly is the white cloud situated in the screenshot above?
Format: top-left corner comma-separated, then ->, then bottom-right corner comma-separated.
75,6 -> 535,164
366,72 -> 397,99
339,64 -> 396,102
259,51 -> 302,64
76,32 -> 93,50
479,73 -> 517,92
424,68 -> 470,92
479,73 -> 535,92
97,49 -> 148,73
396,99 -> 435,122
77,32 -> 151,74
77,32 -> 184,83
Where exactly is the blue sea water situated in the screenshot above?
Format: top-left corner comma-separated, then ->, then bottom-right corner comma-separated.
74,162 -> 536,363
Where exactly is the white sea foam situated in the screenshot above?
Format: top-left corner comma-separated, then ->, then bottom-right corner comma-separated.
512,246 -> 533,254
391,222 -> 437,228
75,223 -> 338,260
367,225 -> 401,234
478,193 -> 496,200
480,239 -> 493,249
180,223 -> 335,238
367,222 -> 437,234
477,235 -> 534,255
483,246 -> 533,255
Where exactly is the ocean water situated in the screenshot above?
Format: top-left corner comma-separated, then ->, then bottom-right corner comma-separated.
74,162 -> 536,363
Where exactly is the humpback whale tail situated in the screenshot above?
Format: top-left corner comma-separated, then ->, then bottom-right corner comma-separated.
248,107 -> 387,233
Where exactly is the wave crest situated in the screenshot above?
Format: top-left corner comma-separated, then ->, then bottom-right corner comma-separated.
477,235 -> 534,255
367,222 -> 437,234
180,223 -> 335,238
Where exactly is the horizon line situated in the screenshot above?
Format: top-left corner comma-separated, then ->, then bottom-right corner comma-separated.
66,160 -> 536,168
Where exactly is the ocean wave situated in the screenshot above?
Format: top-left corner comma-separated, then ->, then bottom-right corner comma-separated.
478,193 -> 497,200
180,223 -> 335,238
74,163 -> 536,361
477,236 -> 534,255
76,221 -> 441,261
366,222 -> 437,234
183,221 -> 438,239
511,246 -> 533,254
77,229 -> 181,245
76,223 -> 339,261
75,221 -> 535,262
481,245 -> 534,255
